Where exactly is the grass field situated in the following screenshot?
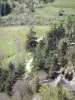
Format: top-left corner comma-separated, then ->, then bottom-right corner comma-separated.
0,26 -> 49,68
0,0 -> 75,67
51,0 -> 75,9
36,0 -> 75,24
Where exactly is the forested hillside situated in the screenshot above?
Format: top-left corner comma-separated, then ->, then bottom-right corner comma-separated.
0,0 -> 75,100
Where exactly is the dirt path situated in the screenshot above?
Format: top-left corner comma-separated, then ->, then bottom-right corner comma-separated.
26,36 -> 44,72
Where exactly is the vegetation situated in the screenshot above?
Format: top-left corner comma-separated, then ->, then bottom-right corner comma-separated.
0,2 -> 12,16
0,0 -> 75,25
33,23 -> 65,71
25,26 -> 38,52
0,62 -> 25,95
0,0 -> 75,100
39,84 -> 75,100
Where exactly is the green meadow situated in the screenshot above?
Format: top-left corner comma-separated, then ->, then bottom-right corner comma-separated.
0,26 -> 49,68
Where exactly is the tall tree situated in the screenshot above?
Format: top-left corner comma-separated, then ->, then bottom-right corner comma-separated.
60,41 -> 68,67
61,41 -> 68,56
33,42 -> 44,70
71,53 -> 75,67
26,26 -> 38,52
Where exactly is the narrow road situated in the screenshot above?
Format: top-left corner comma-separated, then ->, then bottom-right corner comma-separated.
26,36 -> 44,72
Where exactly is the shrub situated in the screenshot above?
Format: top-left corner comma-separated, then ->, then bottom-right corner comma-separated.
58,9 -> 63,16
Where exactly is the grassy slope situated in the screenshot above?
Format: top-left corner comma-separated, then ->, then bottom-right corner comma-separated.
0,0 -> 75,67
0,26 -> 49,68
51,0 -> 75,9
1,0 -> 75,26
37,0 -> 75,24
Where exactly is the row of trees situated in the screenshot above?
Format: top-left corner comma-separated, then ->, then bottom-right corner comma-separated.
25,26 -> 38,52
31,23 -> 66,72
25,16 -> 75,74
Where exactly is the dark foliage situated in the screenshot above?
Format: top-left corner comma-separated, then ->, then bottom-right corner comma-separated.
33,24 -> 65,72
26,27 -> 38,52
65,73 -> 73,81
0,62 -> 25,96
0,2 -> 12,16
61,41 -> 68,56
9,62 -> 15,71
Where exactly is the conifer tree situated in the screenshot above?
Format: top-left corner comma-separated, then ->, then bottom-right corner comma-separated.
26,26 -> 38,52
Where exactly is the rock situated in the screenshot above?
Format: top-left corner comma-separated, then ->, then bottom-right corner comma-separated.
32,94 -> 42,100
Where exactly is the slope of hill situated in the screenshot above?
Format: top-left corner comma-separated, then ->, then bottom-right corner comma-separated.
0,0 -> 75,26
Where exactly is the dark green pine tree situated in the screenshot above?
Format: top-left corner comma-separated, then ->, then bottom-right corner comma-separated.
0,68 -> 8,92
33,42 -> 44,70
60,41 -> 68,67
26,26 -> 38,52
61,41 -> 68,56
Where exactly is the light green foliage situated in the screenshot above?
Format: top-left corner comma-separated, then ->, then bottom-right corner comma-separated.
39,85 -> 58,100
39,84 -> 75,100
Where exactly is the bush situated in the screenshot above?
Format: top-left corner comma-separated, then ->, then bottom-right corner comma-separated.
58,9 -> 63,16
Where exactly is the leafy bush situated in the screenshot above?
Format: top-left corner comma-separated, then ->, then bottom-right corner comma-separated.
58,9 -> 63,16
